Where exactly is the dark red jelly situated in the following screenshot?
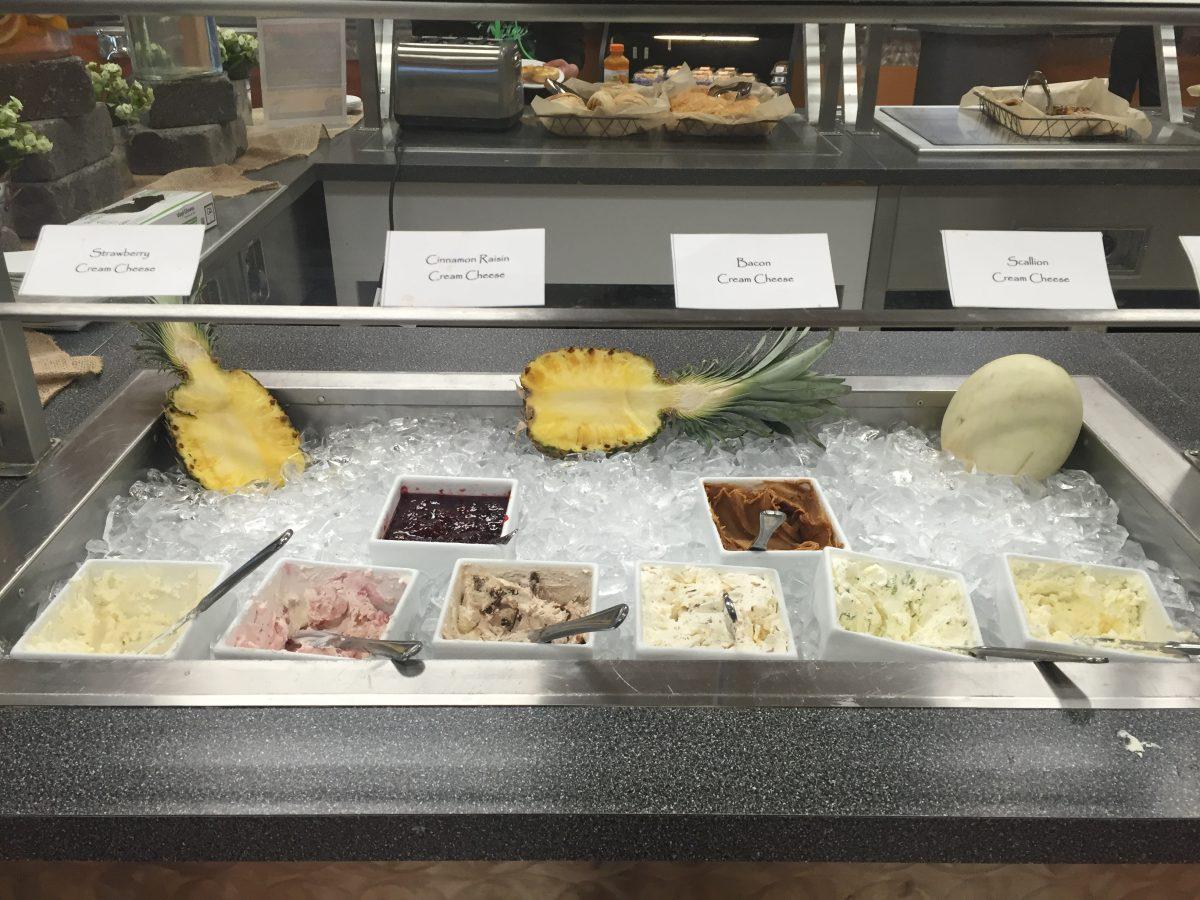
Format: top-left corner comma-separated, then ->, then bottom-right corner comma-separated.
384,491 -> 509,544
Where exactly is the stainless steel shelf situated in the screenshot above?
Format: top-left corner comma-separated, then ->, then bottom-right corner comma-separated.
8,0 -> 1200,25
3,302 -> 1200,329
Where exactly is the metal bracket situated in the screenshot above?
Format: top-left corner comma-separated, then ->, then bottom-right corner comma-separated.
1185,448 -> 1200,472
0,253 -> 51,478
1154,25 -> 1184,125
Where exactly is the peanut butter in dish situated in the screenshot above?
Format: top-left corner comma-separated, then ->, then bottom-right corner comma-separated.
704,479 -> 842,551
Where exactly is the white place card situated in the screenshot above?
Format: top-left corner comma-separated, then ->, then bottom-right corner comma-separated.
941,230 -> 1116,309
19,224 -> 203,298
670,233 -> 839,310
1179,236 -> 1200,291
380,229 -> 545,307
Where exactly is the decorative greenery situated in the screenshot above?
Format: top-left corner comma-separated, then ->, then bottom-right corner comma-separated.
0,96 -> 51,176
477,21 -> 532,59
218,28 -> 259,80
86,62 -> 154,126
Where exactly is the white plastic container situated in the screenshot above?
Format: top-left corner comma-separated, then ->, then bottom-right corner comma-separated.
634,560 -> 798,660
368,475 -> 519,573
813,547 -> 982,662
10,559 -> 227,661
697,476 -> 849,580
431,558 -> 599,660
994,553 -> 1186,663
213,558 -> 419,661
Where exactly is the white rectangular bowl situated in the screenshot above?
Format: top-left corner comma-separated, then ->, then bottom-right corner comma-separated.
431,558 -> 599,659
10,558 -> 228,661
697,476 -> 850,582
212,557 -> 419,661
813,547 -> 983,662
994,553 -> 1187,663
634,560 -> 798,661
367,475 -> 518,573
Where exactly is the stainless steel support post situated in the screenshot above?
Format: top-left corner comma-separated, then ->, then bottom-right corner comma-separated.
0,254 -> 51,477
841,22 -> 859,126
354,18 -> 381,128
854,25 -> 884,132
861,185 -> 901,321
1155,25 -> 1183,125
802,23 -> 821,122
378,18 -> 397,124
818,23 -> 845,129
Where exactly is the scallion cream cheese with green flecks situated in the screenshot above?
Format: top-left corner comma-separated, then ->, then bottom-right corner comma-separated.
832,556 -> 974,647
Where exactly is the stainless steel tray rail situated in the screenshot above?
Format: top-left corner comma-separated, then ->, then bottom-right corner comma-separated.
1,372 -> 1198,709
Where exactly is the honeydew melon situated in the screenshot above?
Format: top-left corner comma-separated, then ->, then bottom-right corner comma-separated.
940,354 -> 1082,480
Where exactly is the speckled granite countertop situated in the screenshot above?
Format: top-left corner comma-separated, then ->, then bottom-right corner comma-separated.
2,327 -> 1199,863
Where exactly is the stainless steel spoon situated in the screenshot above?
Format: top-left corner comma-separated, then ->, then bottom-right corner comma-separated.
544,78 -> 585,99
1087,636 -> 1200,657
941,645 -> 1109,664
526,603 -> 629,644
749,510 -> 787,551
292,630 -> 423,663
136,529 -> 293,654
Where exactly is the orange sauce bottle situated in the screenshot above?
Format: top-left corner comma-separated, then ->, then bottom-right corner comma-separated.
603,42 -> 629,83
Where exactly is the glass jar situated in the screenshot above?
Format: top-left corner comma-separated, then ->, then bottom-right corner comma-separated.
0,14 -> 71,63
124,15 -> 220,83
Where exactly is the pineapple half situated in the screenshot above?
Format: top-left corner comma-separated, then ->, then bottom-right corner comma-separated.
137,317 -> 305,492
520,328 -> 847,456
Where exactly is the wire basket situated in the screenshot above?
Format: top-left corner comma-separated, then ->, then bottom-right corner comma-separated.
665,116 -> 781,140
535,113 -> 660,138
975,92 -> 1129,140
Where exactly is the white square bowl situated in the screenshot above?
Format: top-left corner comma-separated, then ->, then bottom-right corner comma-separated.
813,547 -> 983,662
634,560 -> 798,660
368,475 -> 519,573
697,476 -> 849,580
995,553 -> 1187,663
431,558 -> 599,659
212,557 -> 419,661
10,559 -> 228,661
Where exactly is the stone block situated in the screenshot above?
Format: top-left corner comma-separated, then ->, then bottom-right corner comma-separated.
0,56 -> 94,120
0,226 -> 21,252
12,152 -> 125,239
127,121 -> 242,174
11,103 -> 115,183
147,74 -> 237,128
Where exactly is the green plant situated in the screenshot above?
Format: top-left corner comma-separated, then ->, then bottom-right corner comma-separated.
218,28 -> 258,80
0,96 -> 51,175
477,21 -> 531,59
86,62 -> 154,125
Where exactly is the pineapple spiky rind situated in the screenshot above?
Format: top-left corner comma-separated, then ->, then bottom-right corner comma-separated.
520,328 -> 847,456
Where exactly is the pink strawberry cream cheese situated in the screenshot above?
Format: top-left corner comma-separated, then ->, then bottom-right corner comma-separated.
229,563 -> 405,659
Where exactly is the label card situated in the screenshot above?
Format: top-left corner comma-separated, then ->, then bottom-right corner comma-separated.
1179,236 -> 1200,290
941,230 -> 1116,309
380,229 -> 545,307
19,224 -> 203,298
670,233 -> 839,309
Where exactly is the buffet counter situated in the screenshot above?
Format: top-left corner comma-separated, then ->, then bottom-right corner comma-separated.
2,326 -> 1200,863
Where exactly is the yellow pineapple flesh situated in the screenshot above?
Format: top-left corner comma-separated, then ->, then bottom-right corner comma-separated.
140,320 -> 304,492
521,329 -> 847,456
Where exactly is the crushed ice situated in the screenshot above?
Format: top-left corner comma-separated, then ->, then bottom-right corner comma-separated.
82,414 -> 1192,659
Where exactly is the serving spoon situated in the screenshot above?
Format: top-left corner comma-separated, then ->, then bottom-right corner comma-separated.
938,645 -> 1109,663
748,510 -> 787,551
525,603 -> 629,644
292,631 -> 423,662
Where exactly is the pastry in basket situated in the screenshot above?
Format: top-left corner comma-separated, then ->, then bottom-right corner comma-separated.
587,87 -> 653,114
546,92 -> 587,112
523,64 -> 562,84
671,88 -> 762,119
1051,104 -> 1092,116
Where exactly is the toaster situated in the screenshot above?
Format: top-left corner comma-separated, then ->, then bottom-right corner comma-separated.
393,38 -> 523,130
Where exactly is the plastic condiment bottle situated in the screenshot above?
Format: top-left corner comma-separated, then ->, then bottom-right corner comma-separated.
603,42 -> 630,83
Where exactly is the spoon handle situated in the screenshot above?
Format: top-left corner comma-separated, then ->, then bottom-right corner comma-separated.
956,646 -> 1109,664
749,510 -> 787,551
297,632 -> 423,663
530,603 -> 629,644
